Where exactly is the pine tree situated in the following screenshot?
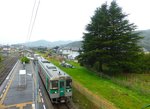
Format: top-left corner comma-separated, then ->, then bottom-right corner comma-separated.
78,1 -> 143,73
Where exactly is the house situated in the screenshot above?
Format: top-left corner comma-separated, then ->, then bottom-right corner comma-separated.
2,45 -> 11,53
58,47 -> 80,60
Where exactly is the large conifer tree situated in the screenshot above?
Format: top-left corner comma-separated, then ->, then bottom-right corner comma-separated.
78,1 -> 143,73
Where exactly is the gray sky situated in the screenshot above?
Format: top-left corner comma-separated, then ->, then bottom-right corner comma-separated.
0,0 -> 150,44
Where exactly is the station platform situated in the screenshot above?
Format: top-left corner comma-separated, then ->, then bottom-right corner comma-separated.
0,60 -> 44,109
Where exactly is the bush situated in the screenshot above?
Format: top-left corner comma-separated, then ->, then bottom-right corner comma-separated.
93,61 -> 100,72
139,53 -> 150,73
20,56 -> 30,63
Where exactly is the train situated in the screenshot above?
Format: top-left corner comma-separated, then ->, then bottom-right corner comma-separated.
34,54 -> 72,103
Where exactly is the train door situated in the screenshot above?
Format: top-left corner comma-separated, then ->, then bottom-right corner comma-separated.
59,80 -> 65,97
46,77 -> 49,90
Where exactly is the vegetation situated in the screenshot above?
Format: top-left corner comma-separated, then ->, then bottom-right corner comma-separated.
111,73 -> 150,95
63,41 -> 82,48
36,1 -> 150,108
20,56 -> 30,63
72,87 -> 99,109
137,53 -> 150,72
139,29 -> 150,51
0,55 -> 2,62
47,56 -> 150,109
78,1 -> 144,73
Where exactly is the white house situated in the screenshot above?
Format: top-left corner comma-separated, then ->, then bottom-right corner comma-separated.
3,45 -> 11,53
59,47 -> 80,60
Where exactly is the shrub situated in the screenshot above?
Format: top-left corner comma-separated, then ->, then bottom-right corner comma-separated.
20,56 -> 30,63
93,61 -> 100,72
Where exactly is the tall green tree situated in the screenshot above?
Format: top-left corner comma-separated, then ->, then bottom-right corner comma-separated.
0,56 -> 2,62
78,1 -> 143,73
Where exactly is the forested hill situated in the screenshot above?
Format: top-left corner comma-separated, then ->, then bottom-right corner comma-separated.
139,29 -> 150,51
62,41 -> 82,48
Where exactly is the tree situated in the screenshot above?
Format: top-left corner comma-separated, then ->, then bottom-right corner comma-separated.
20,56 -> 30,64
0,56 -> 2,62
78,1 -> 143,73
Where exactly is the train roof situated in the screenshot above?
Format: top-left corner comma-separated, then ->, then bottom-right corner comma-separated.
40,58 -> 50,63
38,57 -> 71,80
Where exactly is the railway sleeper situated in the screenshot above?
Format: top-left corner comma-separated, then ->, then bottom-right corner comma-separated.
51,96 -> 71,103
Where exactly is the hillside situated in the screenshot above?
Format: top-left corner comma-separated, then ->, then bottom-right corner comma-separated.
62,41 -> 82,48
46,56 -> 150,109
139,29 -> 150,51
22,40 -> 73,47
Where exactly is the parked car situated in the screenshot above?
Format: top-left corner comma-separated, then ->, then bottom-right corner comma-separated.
60,61 -> 74,68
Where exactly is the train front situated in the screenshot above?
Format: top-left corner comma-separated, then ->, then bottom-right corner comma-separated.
50,75 -> 72,103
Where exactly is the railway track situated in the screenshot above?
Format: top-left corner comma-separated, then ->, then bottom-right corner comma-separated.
38,65 -> 71,109
53,102 -> 71,109
32,60 -> 77,109
36,60 -> 75,109
52,98 -> 75,109
0,55 -> 18,86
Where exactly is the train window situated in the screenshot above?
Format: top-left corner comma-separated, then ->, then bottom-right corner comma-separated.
66,79 -> 72,88
51,81 -> 58,89
46,66 -> 57,70
42,61 -> 50,63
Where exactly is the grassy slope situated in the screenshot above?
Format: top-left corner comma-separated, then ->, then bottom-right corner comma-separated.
72,87 -> 99,109
112,73 -> 150,95
46,57 -> 150,109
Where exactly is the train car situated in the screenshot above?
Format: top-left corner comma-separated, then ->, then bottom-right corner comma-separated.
37,57 -> 72,103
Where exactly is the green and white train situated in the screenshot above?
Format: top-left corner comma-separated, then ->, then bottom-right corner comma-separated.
37,56 -> 72,103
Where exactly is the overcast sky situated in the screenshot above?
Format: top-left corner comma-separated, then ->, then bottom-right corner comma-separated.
0,0 -> 150,44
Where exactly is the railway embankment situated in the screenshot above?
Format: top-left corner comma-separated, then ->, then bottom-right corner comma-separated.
73,80 -> 117,109
46,56 -> 150,109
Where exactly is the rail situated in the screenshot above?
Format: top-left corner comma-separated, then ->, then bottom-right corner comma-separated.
0,56 -> 18,85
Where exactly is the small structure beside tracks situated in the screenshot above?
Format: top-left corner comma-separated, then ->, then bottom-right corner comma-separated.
18,70 -> 26,88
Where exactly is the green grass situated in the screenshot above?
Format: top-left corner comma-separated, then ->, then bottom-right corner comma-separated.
72,87 -> 99,109
47,57 -> 150,109
111,73 -> 150,96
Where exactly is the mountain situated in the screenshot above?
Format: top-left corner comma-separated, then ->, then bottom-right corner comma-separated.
24,40 -> 50,47
62,41 -> 82,48
139,29 -> 150,51
23,40 -> 73,47
13,29 -> 150,50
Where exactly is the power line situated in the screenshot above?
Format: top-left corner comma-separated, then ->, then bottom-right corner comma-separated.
27,0 -> 40,41
28,0 -> 40,41
26,0 -> 37,41
28,0 -> 40,40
